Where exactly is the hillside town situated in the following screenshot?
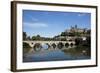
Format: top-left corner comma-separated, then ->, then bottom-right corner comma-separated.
54,25 -> 90,41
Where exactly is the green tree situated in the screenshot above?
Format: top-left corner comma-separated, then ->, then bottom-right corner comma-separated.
27,36 -> 31,40
87,30 -> 91,34
61,32 -> 69,36
61,38 -> 66,41
32,36 -> 36,40
32,35 -> 41,40
68,32 -> 75,36
61,32 -> 66,36
36,35 -> 41,40
23,32 -> 27,40
23,42 -> 31,53
37,35 -> 40,38
75,38 -> 82,45
23,42 -> 31,48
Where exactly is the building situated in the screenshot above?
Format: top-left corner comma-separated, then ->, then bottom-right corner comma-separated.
65,25 -> 87,34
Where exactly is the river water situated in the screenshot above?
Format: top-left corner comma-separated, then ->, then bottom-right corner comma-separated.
23,45 -> 91,62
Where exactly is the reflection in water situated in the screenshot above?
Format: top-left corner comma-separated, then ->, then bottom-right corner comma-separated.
42,44 -> 49,50
23,45 -> 91,62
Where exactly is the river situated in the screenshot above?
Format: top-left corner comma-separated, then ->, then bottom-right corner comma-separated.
23,45 -> 91,62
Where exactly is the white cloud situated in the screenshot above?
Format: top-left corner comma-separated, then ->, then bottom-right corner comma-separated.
27,15 -> 39,22
24,22 -> 48,28
24,15 -> 48,28
32,18 -> 38,22
78,13 -> 85,17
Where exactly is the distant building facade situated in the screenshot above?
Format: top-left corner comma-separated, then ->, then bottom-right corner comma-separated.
65,25 -> 87,33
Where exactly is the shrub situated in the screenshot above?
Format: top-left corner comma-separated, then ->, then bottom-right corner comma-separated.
23,42 -> 31,48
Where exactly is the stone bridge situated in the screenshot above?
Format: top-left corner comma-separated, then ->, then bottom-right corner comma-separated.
23,40 -> 75,48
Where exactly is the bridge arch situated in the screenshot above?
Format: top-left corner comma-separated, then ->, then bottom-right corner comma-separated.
45,43 -> 51,48
65,43 -> 69,48
41,43 -> 50,50
51,43 -> 56,49
57,42 -> 64,49
33,43 -> 42,51
70,43 -> 74,46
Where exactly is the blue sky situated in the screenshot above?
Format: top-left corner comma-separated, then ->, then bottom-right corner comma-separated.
23,10 -> 91,38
